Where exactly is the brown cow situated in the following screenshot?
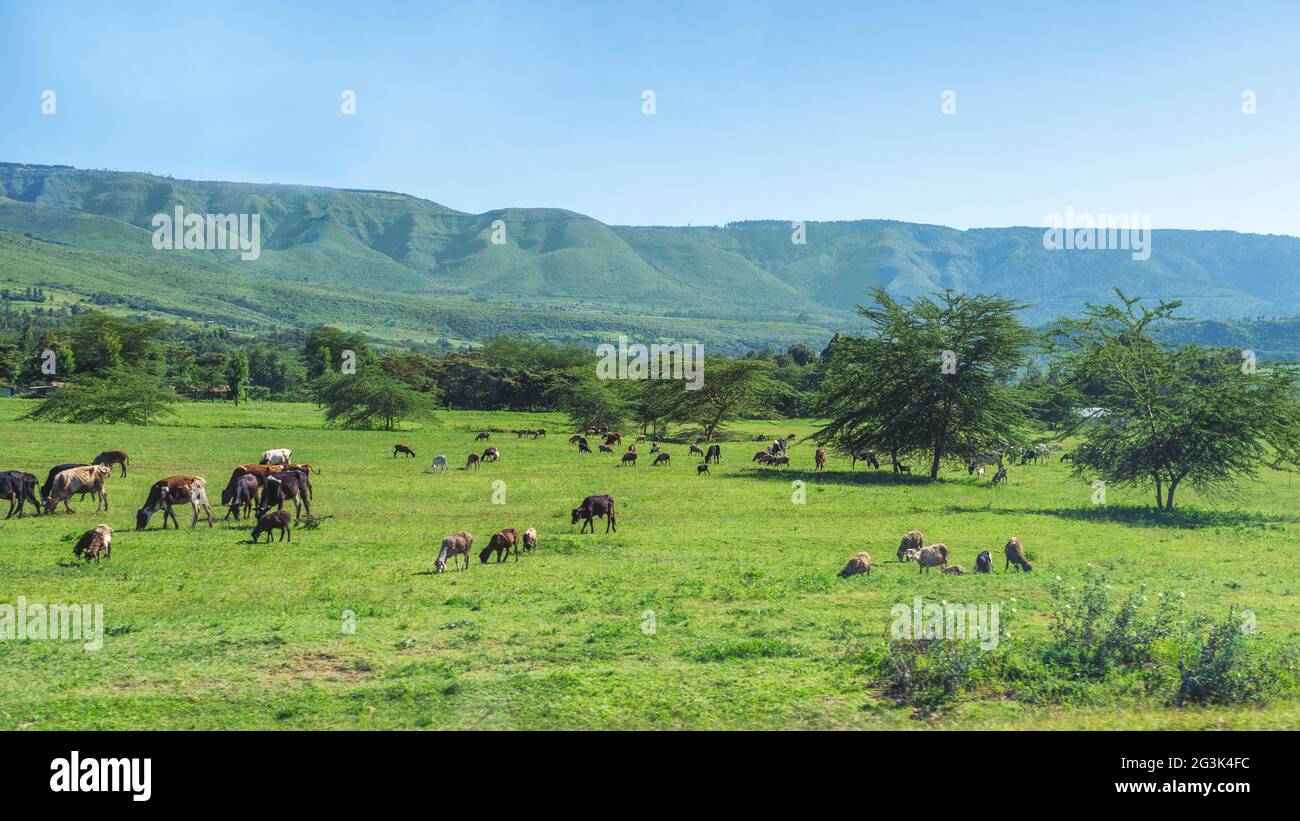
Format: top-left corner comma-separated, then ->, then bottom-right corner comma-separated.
394,444 -> 416,458
136,476 -> 214,530
478,528 -> 520,563
44,465 -> 111,514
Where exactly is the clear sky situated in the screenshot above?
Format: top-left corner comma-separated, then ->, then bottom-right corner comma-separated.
2,0 -> 1298,235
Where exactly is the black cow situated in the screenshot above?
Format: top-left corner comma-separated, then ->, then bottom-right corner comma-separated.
257,469 -> 312,524
223,473 -> 260,520
0,471 -> 42,518
705,444 -> 721,464
571,494 -> 616,534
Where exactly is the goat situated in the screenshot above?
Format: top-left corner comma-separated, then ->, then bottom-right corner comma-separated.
466,453 -> 480,469
476,432 -> 491,441
652,452 -> 670,466
689,444 -> 704,457
620,451 -> 637,467
1004,537 -> 1032,572
435,531 -> 473,572
430,455 -> 448,471
482,447 -> 500,462
394,443 -> 416,458
599,444 -> 614,453
705,444 -> 721,464
697,464 -> 710,475
479,528 -> 520,563
91,450 -> 129,478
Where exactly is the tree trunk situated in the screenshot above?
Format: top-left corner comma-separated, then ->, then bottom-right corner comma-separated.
929,444 -> 943,480
1164,478 -> 1179,511
1154,474 -> 1163,510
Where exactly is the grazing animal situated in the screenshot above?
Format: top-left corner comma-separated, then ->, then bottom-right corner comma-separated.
838,551 -> 872,578
569,435 -> 587,445
571,494 -> 616,533
975,550 -> 993,573
991,465 -> 1008,485
851,450 -> 880,470
753,450 -> 770,463
523,527 -> 538,553
635,435 -> 647,443
652,452 -> 670,466
767,455 -> 790,467
578,442 -> 592,454
942,565 -> 967,575
689,444 -> 705,457
136,477 -> 213,530
259,448 -> 292,466
91,450 -> 129,478
917,544 -> 949,573
232,463 -> 283,483
258,470 -> 312,524
222,473 -> 260,520
466,453 -> 481,469
73,524 -> 113,561
814,447 -> 826,471
42,463 -> 88,505
394,444 -> 416,458
599,443 -> 614,453
900,548 -> 921,564
533,428 -> 546,438
479,528 -> 520,563
896,463 -> 911,474
897,530 -> 924,561
430,455 -> 448,471
482,447 -> 500,462
697,464 -> 710,475
45,465 -> 111,514
650,442 -> 660,453
435,530 -> 473,572
627,443 -> 637,454
706,444 -> 721,465
251,509 -> 292,543
0,471 -> 41,519
476,432 -> 491,441
604,432 -> 621,446
620,451 -> 637,467
976,465 -> 986,479
1004,537 -> 1032,572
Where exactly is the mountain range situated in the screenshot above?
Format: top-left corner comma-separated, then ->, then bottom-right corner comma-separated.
2,161 -> 1299,352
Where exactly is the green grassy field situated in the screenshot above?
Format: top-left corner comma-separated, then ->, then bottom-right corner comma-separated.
0,397 -> 1296,729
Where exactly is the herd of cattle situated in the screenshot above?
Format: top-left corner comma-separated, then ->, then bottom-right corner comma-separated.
3,426 -> 1046,579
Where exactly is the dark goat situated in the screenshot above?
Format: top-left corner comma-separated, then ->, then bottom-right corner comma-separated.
705,444 -> 721,464
394,444 -> 416,458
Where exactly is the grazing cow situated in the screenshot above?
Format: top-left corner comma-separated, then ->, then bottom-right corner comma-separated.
258,470 -> 312,525
0,471 -> 41,519
697,464 -> 710,475
975,550 -> 993,574
571,494 -> 616,533
942,565 -> 967,575
259,448 -> 292,466
222,473 -> 260,520
466,453 -> 481,469
533,428 -> 547,439
251,510 -> 292,543
73,524 -> 113,561
45,465 -> 111,514
689,444 -> 704,457
479,528 -> 520,563
42,463 -> 88,505
917,544 -> 949,573
851,450 -> 881,470
1004,537 -> 1032,572
481,447 -> 500,462
431,455 -> 448,471
652,452 -> 670,466
578,442 -> 592,454
435,531 -> 473,573
620,451 -> 638,467
476,432 -> 491,441
897,530 -> 925,561
814,448 -> 827,471
705,444 -> 721,465
523,527 -> 538,553
394,444 -> 416,458
233,463 -> 283,483
838,551 -> 872,578
136,477 -> 213,530
92,450 -> 129,478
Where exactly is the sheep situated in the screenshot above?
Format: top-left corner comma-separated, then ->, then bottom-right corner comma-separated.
1004,537 -> 1032,572
465,453 -> 480,469
479,528 -> 520,563
599,444 -> 614,453
430,455 -> 448,471
917,543 -> 949,573
435,531 -> 473,572
900,547 -> 921,564
838,551 -> 872,578
73,524 -> 113,561
620,451 -> 637,467
523,527 -> 538,553
975,550 -> 993,573
942,565 -> 967,575
251,509 -> 292,543
897,530 -> 924,561
652,452 -> 670,466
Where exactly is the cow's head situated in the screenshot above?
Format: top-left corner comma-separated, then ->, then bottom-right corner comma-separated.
135,507 -> 152,530
570,508 -> 582,524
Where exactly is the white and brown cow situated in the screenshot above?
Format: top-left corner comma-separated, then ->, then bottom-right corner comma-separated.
44,464 -> 111,514
136,476 -> 214,529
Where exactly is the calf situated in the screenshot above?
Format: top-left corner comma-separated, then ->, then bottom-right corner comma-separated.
435,530 -> 473,572
394,444 -> 416,458
92,450 -> 129,478
136,477 -> 214,530
0,471 -> 41,519
571,494 -> 616,533
479,528 -> 520,563
251,509 -> 292,543
73,524 -> 113,561
44,465 -> 111,514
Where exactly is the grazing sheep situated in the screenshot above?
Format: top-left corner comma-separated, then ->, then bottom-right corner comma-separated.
578,442 -> 593,454
393,443 -> 416,458
838,551 -> 872,578
652,452 -> 670,466
697,464 -> 710,475
430,455 -> 448,471
251,509 -> 292,543
767,455 -> 790,467
479,528 -> 520,563
435,531 -> 473,573
897,530 -> 924,561
599,444 -> 614,453
975,550 -> 993,573
569,435 -> 587,445
73,524 -> 113,561
620,451 -> 637,467
900,547 -> 920,564
482,447 -> 500,462
1004,537 -> 1032,572
942,565 -> 967,575
689,444 -> 704,457
635,435 -> 647,443
523,527 -> 538,553
476,432 -> 491,441
917,544 -> 949,573
465,453 -> 480,470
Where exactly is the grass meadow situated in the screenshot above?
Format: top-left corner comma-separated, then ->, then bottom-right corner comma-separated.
0,397 -> 1297,729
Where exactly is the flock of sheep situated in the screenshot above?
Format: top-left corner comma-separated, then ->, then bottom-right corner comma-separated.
838,532 -> 1033,579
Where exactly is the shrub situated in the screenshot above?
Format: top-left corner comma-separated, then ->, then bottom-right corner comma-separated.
1174,610 -> 1282,706
1043,570 -> 1180,679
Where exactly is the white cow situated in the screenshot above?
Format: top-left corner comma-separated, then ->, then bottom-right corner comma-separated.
430,455 -> 448,472
260,448 -> 292,466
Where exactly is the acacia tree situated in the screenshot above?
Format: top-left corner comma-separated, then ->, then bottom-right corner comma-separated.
665,356 -> 789,440
814,288 -> 1034,478
225,350 -> 250,406
23,368 -> 178,425
1054,291 -> 1300,510
543,367 -> 629,431
314,370 -> 437,430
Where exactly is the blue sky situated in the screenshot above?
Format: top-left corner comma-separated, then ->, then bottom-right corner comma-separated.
2,0 -> 1298,234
